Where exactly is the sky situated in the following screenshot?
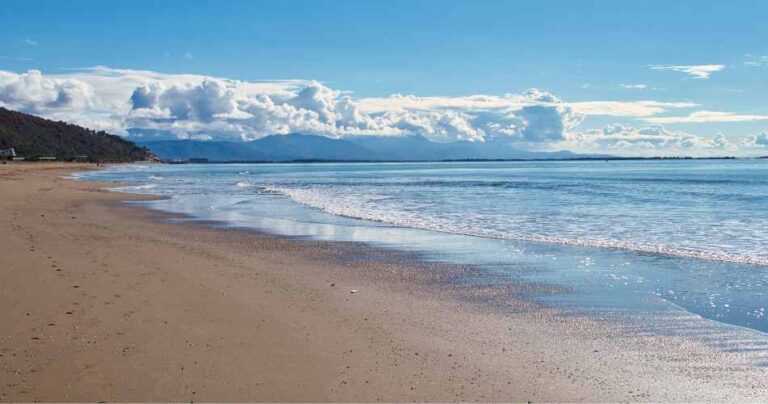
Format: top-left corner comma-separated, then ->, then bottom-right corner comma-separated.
1,0 -> 767,156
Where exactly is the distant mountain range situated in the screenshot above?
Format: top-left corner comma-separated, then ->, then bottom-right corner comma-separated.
0,106 -> 609,163
0,107 -> 151,161
140,133 -> 605,162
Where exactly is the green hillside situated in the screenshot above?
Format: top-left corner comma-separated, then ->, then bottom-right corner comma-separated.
0,107 -> 151,161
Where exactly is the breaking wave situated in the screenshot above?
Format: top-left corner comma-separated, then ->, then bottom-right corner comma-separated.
263,186 -> 768,267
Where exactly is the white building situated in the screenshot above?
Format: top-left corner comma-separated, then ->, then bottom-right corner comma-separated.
0,148 -> 16,158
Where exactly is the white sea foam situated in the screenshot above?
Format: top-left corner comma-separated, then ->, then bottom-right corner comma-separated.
264,185 -> 768,267
117,164 -> 151,172
111,183 -> 158,192
81,161 -> 768,268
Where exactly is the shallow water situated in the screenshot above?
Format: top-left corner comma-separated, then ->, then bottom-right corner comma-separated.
77,160 -> 768,344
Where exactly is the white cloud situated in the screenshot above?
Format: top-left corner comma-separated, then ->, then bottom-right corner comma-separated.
0,66 -> 765,155
649,64 -> 725,79
184,52 -> 193,60
744,55 -> 768,67
24,38 -> 38,46
739,132 -> 768,148
644,110 -> 768,124
620,83 -> 647,89
120,75 -> 586,142
0,70 -> 93,112
563,124 -> 734,156
359,94 -> 694,119
570,100 -> 696,117
559,126 -> 768,157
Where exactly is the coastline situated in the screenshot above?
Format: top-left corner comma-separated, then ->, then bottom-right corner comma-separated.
0,163 -> 764,402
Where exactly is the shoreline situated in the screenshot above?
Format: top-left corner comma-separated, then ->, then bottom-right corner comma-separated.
0,163 -> 765,401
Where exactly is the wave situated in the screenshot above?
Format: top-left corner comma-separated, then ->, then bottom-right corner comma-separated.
293,177 -> 766,189
285,179 -> 539,188
114,164 -> 151,172
263,186 -> 768,267
235,181 -> 289,195
111,183 -> 158,192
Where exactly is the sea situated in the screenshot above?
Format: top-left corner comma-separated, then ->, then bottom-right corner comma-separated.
76,159 -> 768,357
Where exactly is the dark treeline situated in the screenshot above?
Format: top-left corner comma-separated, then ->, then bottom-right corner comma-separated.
0,107 -> 151,162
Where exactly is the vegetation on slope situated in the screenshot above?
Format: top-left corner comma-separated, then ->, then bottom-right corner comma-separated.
0,107 -> 151,161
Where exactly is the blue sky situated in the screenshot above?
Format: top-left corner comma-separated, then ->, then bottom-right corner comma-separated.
1,0 -> 767,155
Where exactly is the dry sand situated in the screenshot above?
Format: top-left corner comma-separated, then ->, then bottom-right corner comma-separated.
0,162 -> 765,402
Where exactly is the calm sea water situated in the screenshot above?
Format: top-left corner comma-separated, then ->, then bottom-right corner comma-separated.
77,160 -> 768,341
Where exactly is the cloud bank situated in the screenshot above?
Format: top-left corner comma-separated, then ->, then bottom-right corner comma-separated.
644,110 -> 768,124
0,67 -> 766,156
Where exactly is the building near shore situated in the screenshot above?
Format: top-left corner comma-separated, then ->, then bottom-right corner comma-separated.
0,148 -> 16,159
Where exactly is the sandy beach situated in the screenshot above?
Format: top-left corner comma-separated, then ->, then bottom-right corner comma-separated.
0,163 -> 765,402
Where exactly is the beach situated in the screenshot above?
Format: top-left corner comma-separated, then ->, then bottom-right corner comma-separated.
0,162 -> 765,402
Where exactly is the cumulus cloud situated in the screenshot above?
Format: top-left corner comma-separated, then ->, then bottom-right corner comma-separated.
0,66 -> 765,155
739,132 -> 768,148
649,64 -> 725,79
556,126 -> 768,157
0,70 -> 93,112
563,124 -> 734,156
118,72 -> 588,142
515,103 -> 580,142
712,133 -> 733,149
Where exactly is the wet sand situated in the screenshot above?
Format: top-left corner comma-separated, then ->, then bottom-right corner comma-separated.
0,162 -> 765,402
